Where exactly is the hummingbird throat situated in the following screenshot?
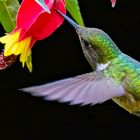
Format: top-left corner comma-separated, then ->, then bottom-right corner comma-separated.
77,28 -> 121,65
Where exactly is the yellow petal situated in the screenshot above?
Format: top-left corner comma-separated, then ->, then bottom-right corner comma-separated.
3,31 -> 20,56
12,41 -> 25,55
0,30 -> 33,72
0,34 -> 10,44
19,37 -> 32,67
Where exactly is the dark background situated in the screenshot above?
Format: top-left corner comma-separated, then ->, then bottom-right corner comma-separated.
1,0 -> 140,139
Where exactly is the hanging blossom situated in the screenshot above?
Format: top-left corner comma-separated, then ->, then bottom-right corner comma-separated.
111,0 -> 117,7
0,0 -> 66,72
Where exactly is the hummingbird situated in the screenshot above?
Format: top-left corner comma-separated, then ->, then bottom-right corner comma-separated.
21,10 -> 140,116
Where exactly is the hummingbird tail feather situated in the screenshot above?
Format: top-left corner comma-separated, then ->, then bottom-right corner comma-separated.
20,72 -> 125,105
112,92 -> 140,116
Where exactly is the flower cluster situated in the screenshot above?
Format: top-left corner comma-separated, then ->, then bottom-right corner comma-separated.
0,0 -> 66,72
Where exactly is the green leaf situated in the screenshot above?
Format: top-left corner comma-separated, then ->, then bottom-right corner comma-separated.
26,53 -> 33,73
66,0 -> 84,26
0,0 -> 19,33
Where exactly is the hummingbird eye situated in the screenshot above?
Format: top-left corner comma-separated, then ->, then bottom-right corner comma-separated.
83,39 -> 89,46
82,39 -> 92,48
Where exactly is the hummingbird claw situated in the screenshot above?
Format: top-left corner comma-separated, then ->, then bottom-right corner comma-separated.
35,0 -> 51,14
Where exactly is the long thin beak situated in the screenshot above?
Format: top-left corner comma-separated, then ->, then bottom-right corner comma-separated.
35,0 -> 51,14
56,9 -> 80,30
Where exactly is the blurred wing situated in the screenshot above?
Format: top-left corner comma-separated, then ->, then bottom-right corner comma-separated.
21,72 -> 125,105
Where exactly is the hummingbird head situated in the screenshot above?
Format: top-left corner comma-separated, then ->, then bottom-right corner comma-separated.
55,9 -> 108,46
56,9 -> 121,64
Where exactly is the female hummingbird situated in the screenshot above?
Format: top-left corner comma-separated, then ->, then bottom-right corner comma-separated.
22,10 -> 140,116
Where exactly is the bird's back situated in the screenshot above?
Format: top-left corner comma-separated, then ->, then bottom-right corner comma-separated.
103,53 -> 140,115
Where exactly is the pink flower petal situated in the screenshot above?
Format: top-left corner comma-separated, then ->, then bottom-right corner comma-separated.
16,0 -> 54,33
111,0 -> 117,8
27,0 -> 66,40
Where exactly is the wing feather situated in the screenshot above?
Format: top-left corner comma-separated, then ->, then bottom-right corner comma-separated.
21,72 -> 125,105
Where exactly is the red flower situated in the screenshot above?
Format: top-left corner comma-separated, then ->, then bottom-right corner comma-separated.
0,0 -> 66,72
111,0 -> 117,7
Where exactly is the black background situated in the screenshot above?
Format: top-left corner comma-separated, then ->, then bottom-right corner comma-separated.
1,0 -> 140,139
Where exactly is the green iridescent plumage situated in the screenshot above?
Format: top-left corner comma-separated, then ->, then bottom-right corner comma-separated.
22,11 -> 140,116
77,25 -> 140,115
104,54 -> 140,97
77,27 -> 121,64
76,24 -> 140,115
